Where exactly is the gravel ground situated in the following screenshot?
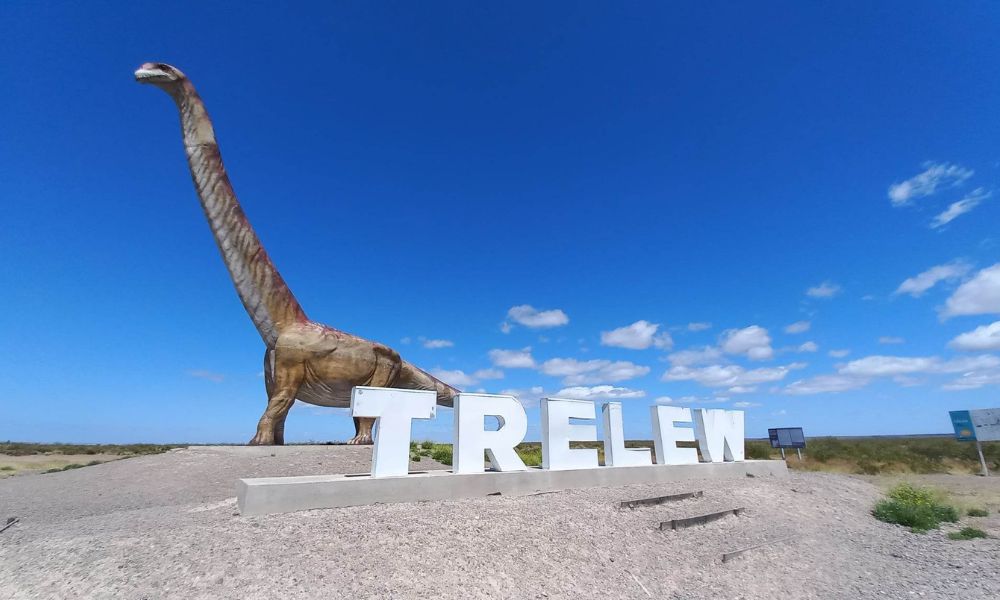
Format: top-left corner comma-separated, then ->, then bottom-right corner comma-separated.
1,446 -> 998,599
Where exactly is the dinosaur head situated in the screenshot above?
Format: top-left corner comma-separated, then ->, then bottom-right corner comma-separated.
134,62 -> 186,89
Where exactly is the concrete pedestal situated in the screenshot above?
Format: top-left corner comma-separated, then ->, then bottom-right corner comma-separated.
237,459 -> 787,516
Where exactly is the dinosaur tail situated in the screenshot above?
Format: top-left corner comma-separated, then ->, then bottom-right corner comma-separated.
396,360 -> 460,407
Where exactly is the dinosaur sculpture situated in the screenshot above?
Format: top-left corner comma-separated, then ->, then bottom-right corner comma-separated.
135,62 -> 460,445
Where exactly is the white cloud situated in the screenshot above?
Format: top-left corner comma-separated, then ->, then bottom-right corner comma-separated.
600,320 -> 673,350
785,374 -> 870,395
797,341 -> 819,353
500,386 -> 546,409
400,337 -> 412,345
785,353 -> 1000,393
553,385 -> 646,401
727,386 -> 757,394
506,305 -> 569,329
654,396 -> 674,404
472,368 -> 505,380
430,369 -> 478,387
732,401 -> 761,408
665,346 -> 724,366
828,349 -> 851,358
720,325 -> 773,360
784,321 -> 811,334
931,188 -> 990,229
670,395 -> 727,404
500,322 -> 512,334
838,354 -> 1000,377
942,371 -> 1000,391
187,369 -> 225,383
662,362 -> 805,388
888,162 -> 973,207
540,358 -> 650,385
878,336 -> 905,345
806,281 -> 842,298
772,409 -> 787,416
895,261 -> 971,297
422,339 -> 454,349
942,263 -> 1000,318
488,347 -> 536,369
687,322 -> 712,332
949,321 -> 1000,352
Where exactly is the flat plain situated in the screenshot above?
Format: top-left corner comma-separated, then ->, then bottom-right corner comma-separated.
1,445 -> 998,599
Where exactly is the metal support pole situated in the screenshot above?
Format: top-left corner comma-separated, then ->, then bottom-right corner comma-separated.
976,441 -> 990,477
796,448 -> 802,461
780,448 -> 786,460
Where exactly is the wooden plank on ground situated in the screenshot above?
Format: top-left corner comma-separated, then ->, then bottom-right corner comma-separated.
722,536 -> 793,563
659,507 -> 744,530
619,490 -> 704,509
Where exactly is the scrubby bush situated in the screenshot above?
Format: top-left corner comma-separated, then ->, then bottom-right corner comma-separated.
873,483 -> 959,532
967,507 -> 989,517
516,445 -> 543,467
948,527 -> 988,540
745,441 -> 772,460
430,445 -> 453,466
1,442 -> 182,456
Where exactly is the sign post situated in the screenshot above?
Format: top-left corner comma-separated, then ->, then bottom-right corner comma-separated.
949,409 -> 998,477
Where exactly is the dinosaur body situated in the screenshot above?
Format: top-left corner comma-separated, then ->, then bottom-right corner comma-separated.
135,62 -> 459,445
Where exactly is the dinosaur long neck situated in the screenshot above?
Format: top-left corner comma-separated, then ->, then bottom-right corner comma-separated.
169,81 -> 306,345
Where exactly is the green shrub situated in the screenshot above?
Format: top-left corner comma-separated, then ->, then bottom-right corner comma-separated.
0,442 -> 181,456
873,483 -> 959,532
516,445 -> 543,467
0,466 -> 14,472
948,527 -> 988,540
745,441 -> 772,460
967,507 -> 989,517
430,445 -> 453,466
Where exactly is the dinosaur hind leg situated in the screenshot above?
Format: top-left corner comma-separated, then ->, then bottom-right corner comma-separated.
346,345 -> 401,445
250,357 -> 304,446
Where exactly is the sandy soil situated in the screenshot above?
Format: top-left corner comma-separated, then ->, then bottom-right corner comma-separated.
1,446 -> 998,599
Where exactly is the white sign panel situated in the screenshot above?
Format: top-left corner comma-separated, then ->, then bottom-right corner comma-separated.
970,409 -> 1000,442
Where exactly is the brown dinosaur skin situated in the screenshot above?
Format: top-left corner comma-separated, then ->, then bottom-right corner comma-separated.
135,63 -> 459,445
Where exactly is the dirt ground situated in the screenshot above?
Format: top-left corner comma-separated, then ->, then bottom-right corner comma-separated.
1,446 -> 998,599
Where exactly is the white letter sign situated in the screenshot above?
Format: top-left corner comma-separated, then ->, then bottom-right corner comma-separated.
351,386 -> 436,478
693,409 -> 745,462
453,393 -> 528,474
541,398 -> 599,470
650,405 -> 699,465
602,402 -> 652,467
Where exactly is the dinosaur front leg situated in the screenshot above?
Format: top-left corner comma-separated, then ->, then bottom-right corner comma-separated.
273,417 -> 287,446
250,362 -> 304,446
348,417 -> 375,445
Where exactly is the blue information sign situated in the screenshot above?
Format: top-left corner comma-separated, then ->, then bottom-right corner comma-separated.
949,410 -> 977,441
768,427 -> 806,449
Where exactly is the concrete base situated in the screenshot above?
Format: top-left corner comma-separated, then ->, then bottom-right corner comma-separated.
237,460 -> 787,516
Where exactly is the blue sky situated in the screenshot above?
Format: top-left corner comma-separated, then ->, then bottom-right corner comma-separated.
3,2 -> 1000,444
